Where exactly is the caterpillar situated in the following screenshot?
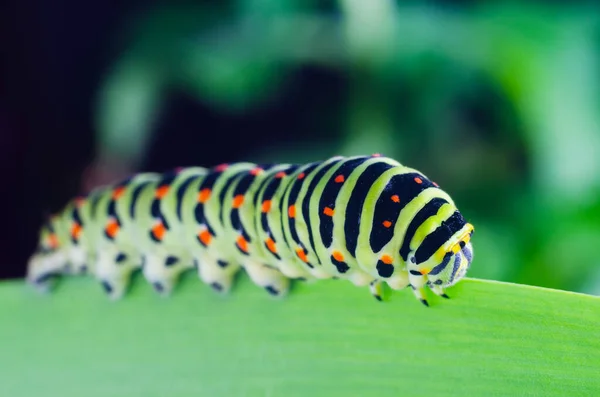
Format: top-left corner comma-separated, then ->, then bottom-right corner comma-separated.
26,154 -> 474,306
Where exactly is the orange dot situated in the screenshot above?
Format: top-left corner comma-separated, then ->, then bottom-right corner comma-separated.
380,254 -> 393,265
112,186 -> 126,200
334,175 -> 345,183
250,167 -> 263,176
198,188 -> 211,203
414,177 -> 423,184
419,268 -> 430,275
288,205 -> 296,218
298,172 -> 305,180
48,233 -> 59,249
232,194 -> 245,209
265,237 -> 277,254
323,207 -> 335,217
105,220 -> 119,239
70,222 -> 82,240
152,222 -> 166,241
275,171 -> 286,179
198,230 -> 212,246
382,220 -> 392,228
155,185 -> 169,199
215,163 -> 228,172
391,195 -> 400,203
296,247 -> 308,263
261,200 -> 272,213
332,250 -> 344,262
236,235 -> 249,253
74,197 -> 85,207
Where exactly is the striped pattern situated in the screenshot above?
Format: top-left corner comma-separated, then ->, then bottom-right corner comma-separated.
26,155 -> 474,306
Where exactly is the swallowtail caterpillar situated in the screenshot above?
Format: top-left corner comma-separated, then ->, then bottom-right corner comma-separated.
27,154 -> 474,306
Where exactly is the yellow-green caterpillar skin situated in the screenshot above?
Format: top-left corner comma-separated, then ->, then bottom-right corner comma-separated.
27,154 -> 474,306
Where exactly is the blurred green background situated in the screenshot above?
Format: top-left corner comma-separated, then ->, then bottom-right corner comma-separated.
3,0 -> 600,295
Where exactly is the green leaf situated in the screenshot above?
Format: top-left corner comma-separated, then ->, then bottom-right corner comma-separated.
1,274 -> 599,396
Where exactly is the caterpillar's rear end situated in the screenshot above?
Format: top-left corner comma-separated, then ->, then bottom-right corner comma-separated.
27,154 -> 474,306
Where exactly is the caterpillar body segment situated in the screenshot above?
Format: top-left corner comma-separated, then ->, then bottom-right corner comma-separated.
27,214 -> 68,291
221,163 -> 297,296
91,172 -> 162,299
252,163 -> 311,280
133,167 -> 208,296
27,155 -> 475,306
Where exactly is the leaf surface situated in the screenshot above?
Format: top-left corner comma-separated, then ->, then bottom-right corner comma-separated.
1,275 -> 598,397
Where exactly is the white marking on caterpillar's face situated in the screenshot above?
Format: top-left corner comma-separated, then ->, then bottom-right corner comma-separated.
425,240 -> 474,289
445,241 -> 473,287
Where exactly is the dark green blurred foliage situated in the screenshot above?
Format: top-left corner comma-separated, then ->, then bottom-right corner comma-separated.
95,1 -> 600,295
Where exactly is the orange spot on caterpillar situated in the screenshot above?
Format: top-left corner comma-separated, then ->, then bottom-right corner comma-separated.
198,188 -> 211,203
215,163 -> 229,172
380,254 -> 393,265
198,229 -> 212,246
74,197 -> 86,207
112,186 -> 126,200
151,222 -> 166,241
250,167 -> 264,176
297,172 -> 305,180
70,222 -> 82,240
288,205 -> 296,218
414,177 -> 423,184
233,194 -> 245,209
155,185 -> 169,199
296,247 -> 308,263
265,237 -> 277,254
236,235 -> 249,253
391,195 -> 400,203
334,175 -> 345,183
382,220 -> 392,228
332,250 -> 344,262
323,207 -> 335,217
275,171 -> 287,179
261,200 -> 272,213
47,233 -> 59,249
419,268 -> 430,275
105,219 -> 119,239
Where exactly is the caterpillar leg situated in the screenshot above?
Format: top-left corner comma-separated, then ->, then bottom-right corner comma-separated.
26,251 -> 67,292
142,253 -> 193,296
430,284 -> 450,299
407,271 -> 429,307
365,272 -> 411,303
65,246 -> 92,276
196,255 -> 241,294
94,250 -> 140,300
243,260 -> 290,297
369,280 -> 384,301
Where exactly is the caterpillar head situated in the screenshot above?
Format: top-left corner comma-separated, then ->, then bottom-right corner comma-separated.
27,216 -> 67,292
423,223 -> 474,289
